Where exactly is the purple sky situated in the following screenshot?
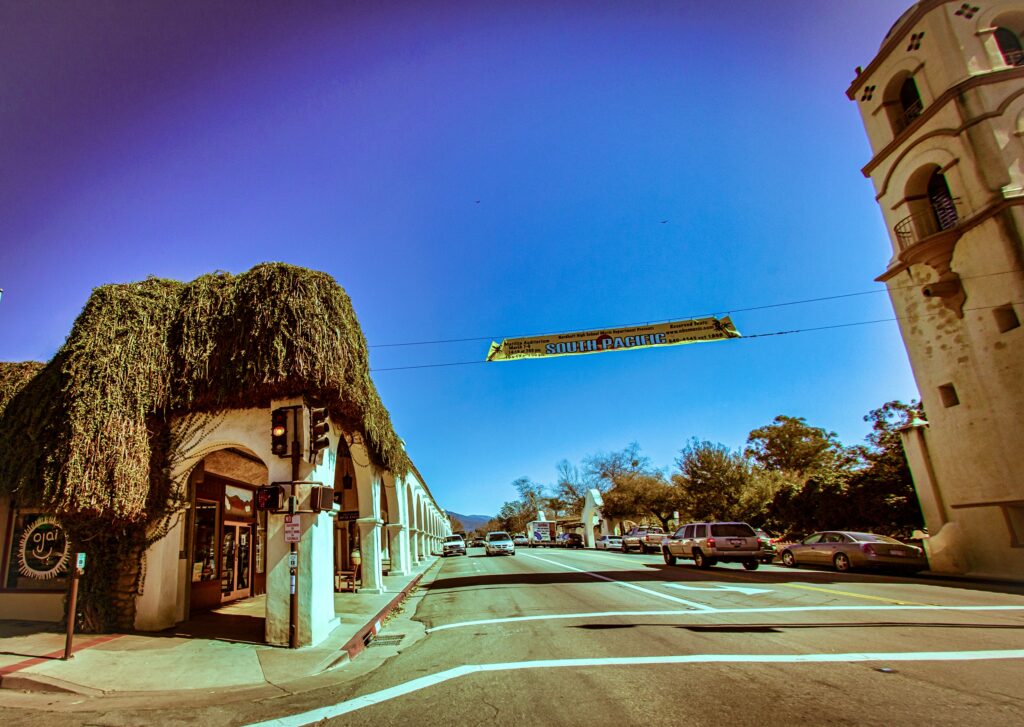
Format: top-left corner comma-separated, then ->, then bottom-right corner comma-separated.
0,1 -> 918,516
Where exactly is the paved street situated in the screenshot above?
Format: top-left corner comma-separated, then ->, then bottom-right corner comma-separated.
3,547 -> 1023,726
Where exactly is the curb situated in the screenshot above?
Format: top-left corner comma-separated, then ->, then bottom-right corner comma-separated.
338,560 -> 437,663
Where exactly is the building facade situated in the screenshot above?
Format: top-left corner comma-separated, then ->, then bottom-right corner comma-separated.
848,0 -> 1024,578
0,264 -> 453,645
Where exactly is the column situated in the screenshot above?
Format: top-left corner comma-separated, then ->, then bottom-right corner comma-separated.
386,522 -> 410,576
356,517 -> 386,594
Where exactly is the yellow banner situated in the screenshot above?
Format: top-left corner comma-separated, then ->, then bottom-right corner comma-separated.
486,316 -> 740,362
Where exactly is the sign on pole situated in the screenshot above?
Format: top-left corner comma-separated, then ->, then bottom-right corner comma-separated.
284,515 -> 301,543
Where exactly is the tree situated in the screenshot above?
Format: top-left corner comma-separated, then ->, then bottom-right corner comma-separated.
554,459 -> 593,515
622,471 -> 683,530
672,439 -> 751,522
845,400 -> 924,535
745,415 -> 843,476
448,514 -> 465,533
583,442 -> 650,491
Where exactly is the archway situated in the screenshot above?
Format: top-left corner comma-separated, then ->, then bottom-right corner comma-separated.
184,446 -> 269,618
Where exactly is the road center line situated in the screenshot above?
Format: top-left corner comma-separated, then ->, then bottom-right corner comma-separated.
521,552 -> 714,610
778,582 -> 931,606
425,604 -> 1024,633
245,649 -> 1024,726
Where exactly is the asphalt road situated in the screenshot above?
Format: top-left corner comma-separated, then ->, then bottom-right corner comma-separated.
247,546 -> 1024,727
5,548 -> 1023,726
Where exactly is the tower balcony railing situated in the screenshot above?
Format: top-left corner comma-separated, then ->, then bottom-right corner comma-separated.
893,197 -> 963,251
894,98 -> 924,134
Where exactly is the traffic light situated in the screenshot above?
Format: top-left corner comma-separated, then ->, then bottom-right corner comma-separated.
255,484 -> 285,511
271,408 -> 289,457
309,407 -> 329,458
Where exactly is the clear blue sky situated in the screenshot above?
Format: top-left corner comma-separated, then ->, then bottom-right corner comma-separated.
0,1 -> 918,516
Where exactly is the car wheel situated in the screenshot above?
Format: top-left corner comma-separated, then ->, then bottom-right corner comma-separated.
781,550 -> 797,568
621,544 -> 628,553
834,552 -> 852,572
743,559 -> 759,571
693,550 -> 708,569
663,548 -> 677,566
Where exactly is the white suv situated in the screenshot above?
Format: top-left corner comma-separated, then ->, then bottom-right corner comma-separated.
442,535 -> 466,557
484,531 -> 516,556
661,521 -> 762,570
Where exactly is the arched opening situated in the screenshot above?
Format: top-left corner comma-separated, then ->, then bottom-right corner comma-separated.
995,26 -> 1024,66
332,437 -> 360,588
884,72 -> 924,136
927,169 -> 959,232
185,447 -> 268,619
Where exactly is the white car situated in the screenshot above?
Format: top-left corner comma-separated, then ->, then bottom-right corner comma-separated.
484,531 -> 516,556
596,535 -> 623,550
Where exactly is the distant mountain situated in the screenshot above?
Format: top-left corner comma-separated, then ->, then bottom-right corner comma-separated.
447,511 -> 491,533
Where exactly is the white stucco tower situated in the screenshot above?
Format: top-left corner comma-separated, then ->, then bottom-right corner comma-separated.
848,0 -> 1024,579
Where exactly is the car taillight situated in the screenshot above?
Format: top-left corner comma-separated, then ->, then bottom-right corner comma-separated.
707,537 -> 716,548
861,543 -> 876,556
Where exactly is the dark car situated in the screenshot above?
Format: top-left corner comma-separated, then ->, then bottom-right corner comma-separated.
559,533 -> 584,549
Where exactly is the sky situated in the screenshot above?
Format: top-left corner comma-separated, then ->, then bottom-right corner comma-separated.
0,0 -> 920,516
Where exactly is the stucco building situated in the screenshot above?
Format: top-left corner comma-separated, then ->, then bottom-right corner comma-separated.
0,264 -> 452,645
848,0 -> 1024,578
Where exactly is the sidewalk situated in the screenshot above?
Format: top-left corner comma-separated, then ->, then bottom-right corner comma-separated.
0,557 -> 439,696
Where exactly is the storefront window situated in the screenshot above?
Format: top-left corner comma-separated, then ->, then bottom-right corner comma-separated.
191,500 -> 218,583
4,511 -> 69,591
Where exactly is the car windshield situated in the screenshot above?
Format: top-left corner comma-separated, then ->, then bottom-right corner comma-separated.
849,532 -> 902,544
488,533 -> 511,542
444,536 -> 463,543
711,524 -> 755,537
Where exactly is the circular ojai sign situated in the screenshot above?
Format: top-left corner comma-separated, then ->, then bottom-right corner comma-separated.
18,515 -> 70,579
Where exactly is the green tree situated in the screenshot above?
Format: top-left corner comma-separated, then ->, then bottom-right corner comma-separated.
622,470 -> 683,530
672,439 -> 751,521
745,415 -> 843,477
845,400 -> 925,535
583,442 -> 650,491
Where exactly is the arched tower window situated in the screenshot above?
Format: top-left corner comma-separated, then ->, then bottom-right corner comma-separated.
927,170 -> 958,232
884,72 -> 924,136
898,77 -> 923,127
995,27 -> 1024,66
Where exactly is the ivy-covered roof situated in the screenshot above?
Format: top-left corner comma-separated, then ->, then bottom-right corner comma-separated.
0,263 -> 408,522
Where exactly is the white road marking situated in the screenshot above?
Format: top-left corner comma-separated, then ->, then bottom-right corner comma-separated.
521,552 -> 713,610
245,649 -> 1024,726
666,583 -> 773,596
425,604 -> 1024,633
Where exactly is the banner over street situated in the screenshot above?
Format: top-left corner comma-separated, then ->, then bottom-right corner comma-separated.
486,315 -> 740,362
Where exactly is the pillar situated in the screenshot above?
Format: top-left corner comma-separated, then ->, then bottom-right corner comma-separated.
356,517 -> 386,594
386,522 -> 410,576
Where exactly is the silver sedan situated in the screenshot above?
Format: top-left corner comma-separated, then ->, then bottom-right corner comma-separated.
780,531 -> 927,573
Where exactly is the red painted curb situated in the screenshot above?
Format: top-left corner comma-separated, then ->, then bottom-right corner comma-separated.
341,567 -> 432,661
0,634 -> 123,687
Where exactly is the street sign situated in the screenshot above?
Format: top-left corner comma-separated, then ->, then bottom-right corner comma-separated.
288,553 -> 298,569
76,552 -> 86,571
284,515 -> 301,543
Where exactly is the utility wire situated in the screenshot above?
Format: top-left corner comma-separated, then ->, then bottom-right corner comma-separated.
368,299 -> 1023,372
368,268 -> 1021,349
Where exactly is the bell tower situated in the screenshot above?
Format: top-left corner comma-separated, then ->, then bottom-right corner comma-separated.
848,0 -> 1024,578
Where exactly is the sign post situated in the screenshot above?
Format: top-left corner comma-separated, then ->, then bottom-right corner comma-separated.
63,553 -> 86,660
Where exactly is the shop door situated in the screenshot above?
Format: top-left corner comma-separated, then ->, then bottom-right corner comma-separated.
221,522 -> 252,603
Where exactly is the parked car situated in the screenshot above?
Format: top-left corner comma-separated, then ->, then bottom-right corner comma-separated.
512,534 -> 529,546
557,533 -> 584,549
595,535 -> 623,551
442,535 -> 466,557
621,526 -> 666,553
661,521 -> 762,570
779,531 -> 927,573
755,528 -> 779,564
484,531 -> 516,556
